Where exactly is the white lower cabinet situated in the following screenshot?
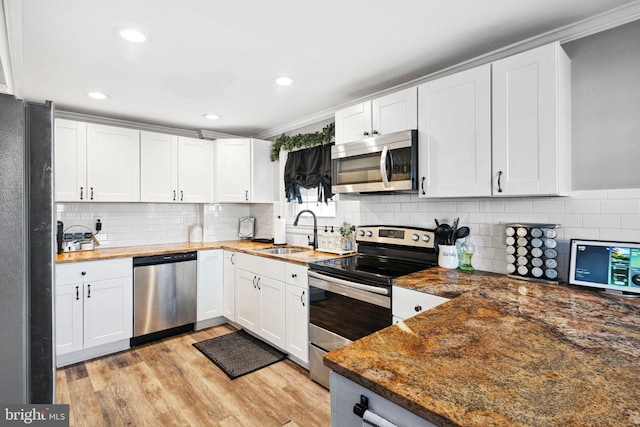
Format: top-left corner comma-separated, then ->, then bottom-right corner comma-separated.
392,286 -> 449,324
55,258 -> 133,366
223,250 -> 236,322
331,372 -> 437,427
235,253 -> 286,350
196,249 -> 224,327
285,263 -> 309,364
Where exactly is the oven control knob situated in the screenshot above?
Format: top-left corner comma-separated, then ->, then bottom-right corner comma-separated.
422,235 -> 430,242
412,233 -> 419,241
358,230 -> 365,237
365,231 -> 373,237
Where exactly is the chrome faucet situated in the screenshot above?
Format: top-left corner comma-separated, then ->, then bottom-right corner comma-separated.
293,209 -> 318,250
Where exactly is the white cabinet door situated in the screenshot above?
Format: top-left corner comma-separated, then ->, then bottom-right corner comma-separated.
492,42 -> 570,196
372,87 -> 417,136
178,136 -> 212,203
250,139 -> 276,203
223,251 -> 236,321
216,139 -> 251,202
392,286 -> 449,323
83,276 -> 133,349
235,269 -> 259,332
335,100 -> 372,144
197,249 -> 223,322
54,283 -> 84,355
286,283 -> 308,363
418,65 -> 492,198
54,119 -> 87,202
86,124 -> 140,201
257,275 -> 286,350
140,131 -> 178,202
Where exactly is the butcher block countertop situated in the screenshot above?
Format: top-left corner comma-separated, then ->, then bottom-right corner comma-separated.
325,268 -> 640,427
55,240 -> 347,266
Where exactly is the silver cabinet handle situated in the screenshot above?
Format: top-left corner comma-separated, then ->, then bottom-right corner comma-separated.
90,187 -> 94,200
87,284 -> 91,298
180,190 -> 184,201
363,131 -> 370,136
292,273 -> 297,279
231,253 -> 235,265
300,290 -> 305,307
372,130 -> 379,135
245,190 -> 248,201
80,186 -> 84,200
76,286 -> 79,300
173,190 -> 176,201
257,277 -> 261,290
414,305 -> 422,312
497,171 -> 504,193
252,276 -> 257,288
421,177 -> 426,195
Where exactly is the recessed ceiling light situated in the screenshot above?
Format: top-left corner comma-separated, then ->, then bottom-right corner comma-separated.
203,113 -> 220,120
273,76 -> 295,86
117,27 -> 148,43
86,91 -> 110,100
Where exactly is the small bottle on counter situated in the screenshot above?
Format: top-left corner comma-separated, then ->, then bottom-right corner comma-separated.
320,226 -> 328,250
330,226 -> 338,250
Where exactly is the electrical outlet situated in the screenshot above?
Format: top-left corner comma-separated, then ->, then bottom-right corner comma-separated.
95,219 -> 102,232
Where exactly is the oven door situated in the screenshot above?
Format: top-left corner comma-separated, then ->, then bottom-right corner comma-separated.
331,130 -> 417,193
308,271 -> 392,388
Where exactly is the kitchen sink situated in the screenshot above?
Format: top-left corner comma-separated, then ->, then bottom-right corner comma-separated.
258,247 -> 307,255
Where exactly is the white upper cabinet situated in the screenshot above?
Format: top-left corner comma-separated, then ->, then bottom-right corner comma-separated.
215,138 -> 274,203
335,87 -> 417,144
492,42 -> 571,196
417,64 -> 492,198
178,137 -> 212,203
86,124 -> 141,202
141,132 -> 212,203
140,131 -> 179,202
54,119 -> 87,202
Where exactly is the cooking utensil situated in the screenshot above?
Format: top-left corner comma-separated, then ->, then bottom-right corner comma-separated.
436,223 -> 453,245
451,217 -> 459,244
453,226 -> 470,244
434,218 -> 440,227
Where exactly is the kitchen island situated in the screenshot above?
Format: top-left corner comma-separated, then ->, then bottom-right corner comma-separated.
324,269 -> 640,426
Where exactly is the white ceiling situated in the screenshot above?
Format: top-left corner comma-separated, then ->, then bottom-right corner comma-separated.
14,0 -> 640,136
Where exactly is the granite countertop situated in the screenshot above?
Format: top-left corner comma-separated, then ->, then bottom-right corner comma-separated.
325,270 -> 640,426
55,240 -> 348,266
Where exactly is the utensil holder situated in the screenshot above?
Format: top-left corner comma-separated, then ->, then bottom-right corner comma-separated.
438,245 -> 458,269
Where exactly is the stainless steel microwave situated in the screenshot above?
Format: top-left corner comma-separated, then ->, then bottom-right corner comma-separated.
331,130 -> 418,193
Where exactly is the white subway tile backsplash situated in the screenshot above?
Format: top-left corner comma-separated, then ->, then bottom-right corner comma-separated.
621,215 -> 640,229
599,228 -> 640,241
504,200 -> 533,213
564,199 -> 599,214
533,199 -> 565,213
607,188 -> 640,199
600,199 -> 640,214
563,227 -> 600,239
582,214 -> 621,229
572,190 -> 608,200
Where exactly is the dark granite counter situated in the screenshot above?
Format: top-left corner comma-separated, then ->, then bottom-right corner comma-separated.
325,270 -> 640,426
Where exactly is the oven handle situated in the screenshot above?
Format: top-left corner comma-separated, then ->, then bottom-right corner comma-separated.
308,271 -> 390,296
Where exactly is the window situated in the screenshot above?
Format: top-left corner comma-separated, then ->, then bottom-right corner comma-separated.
287,187 -> 336,219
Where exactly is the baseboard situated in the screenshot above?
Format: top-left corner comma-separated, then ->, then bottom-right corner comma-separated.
56,339 -> 130,367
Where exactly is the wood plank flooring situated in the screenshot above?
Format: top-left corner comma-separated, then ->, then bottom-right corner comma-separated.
56,324 -> 331,426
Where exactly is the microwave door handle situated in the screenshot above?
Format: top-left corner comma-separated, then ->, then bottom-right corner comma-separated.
380,145 -> 390,187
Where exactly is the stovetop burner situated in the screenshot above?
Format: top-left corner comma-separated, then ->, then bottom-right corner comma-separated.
309,225 -> 438,287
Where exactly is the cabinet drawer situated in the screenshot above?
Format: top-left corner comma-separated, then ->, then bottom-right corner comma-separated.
56,258 -> 133,285
392,286 -> 449,321
285,263 -> 308,288
236,253 -> 285,281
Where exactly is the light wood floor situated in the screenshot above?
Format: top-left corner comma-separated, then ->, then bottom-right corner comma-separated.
56,324 -> 331,426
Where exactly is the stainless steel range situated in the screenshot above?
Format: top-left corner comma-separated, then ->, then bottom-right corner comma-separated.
307,225 -> 437,388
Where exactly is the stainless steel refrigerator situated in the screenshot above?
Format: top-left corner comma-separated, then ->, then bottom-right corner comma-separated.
0,93 -> 54,403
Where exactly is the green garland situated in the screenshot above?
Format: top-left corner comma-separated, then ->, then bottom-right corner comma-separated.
270,122 -> 335,161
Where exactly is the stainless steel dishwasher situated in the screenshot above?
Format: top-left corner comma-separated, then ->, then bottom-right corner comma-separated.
131,251 -> 197,346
